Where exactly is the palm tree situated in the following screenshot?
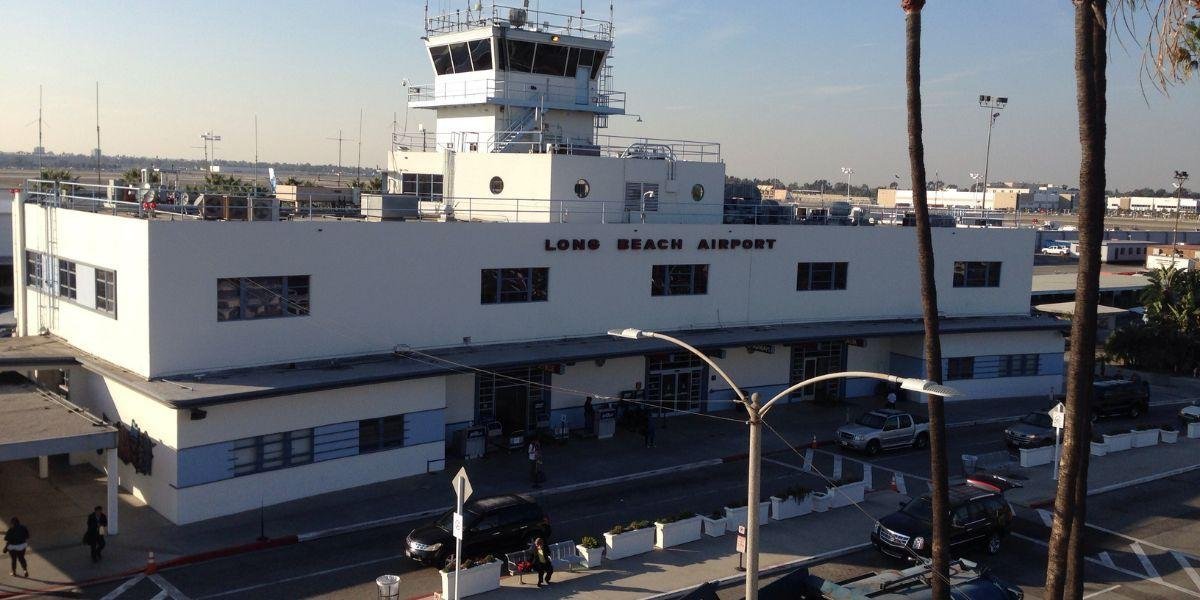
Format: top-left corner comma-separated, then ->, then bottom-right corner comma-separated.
1045,1 -> 1107,598
37,168 -> 76,182
901,2 -> 950,597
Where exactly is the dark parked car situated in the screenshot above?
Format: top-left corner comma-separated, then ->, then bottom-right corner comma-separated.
405,494 -> 550,567
1003,412 -> 1055,449
873,475 -> 1018,560
1091,378 -> 1149,419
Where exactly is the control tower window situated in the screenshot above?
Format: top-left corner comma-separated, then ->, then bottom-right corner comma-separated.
533,43 -> 569,76
429,45 -> 453,75
569,48 -> 593,77
589,50 -> 606,79
469,39 -> 493,71
506,40 -> 536,72
450,43 -> 472,74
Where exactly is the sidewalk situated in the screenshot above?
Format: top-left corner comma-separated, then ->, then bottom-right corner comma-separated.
0,394 -> 1055,595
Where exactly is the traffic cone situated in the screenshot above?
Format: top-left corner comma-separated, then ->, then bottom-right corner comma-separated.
145,551 -> 157,575
810,434 -> 818,449
890,476 -> 898,493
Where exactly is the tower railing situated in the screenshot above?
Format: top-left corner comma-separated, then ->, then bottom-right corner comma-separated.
406,78 -> 625,112
425,2 -> 613,41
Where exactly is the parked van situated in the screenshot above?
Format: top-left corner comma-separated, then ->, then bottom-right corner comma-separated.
1092,378 -> 1150,419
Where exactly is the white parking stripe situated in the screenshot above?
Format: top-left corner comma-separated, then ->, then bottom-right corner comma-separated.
1175,551 -> 1200,592
150,574 -> 194,600
197,553 -> 405,599
99,574 -> 146,600
1098,551 -> 1116,569
150,592 -> 169,600
1011,533 -> 1200,599
1086,521 -> 1200,563
1038,508 -> 1054,527
1082,584 -> 1121,599
1130,542 -> 1163,582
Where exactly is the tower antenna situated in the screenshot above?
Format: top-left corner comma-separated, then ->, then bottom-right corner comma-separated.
357,108 -> 363,184
254,115 -> 260,192
95,82 -> 102,184
38,85 -> 44,169
326,129 -> 353,187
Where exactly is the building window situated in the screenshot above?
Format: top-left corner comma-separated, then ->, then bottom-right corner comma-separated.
625,182 -> 660,212
575,179 -> 590,198
57,260 -> 77,300
796,262 -> 848,291
400,173 -> 444,200
359,414 -> 407,453
468,38 -> 492,71
947,357 -> 976,380
217,275 -> 311,321
489,176 -> 504,195
953,261 -> 1002,288
651,264 -> 708,296
25,251 -> 43,288
999,354 -> 1039,377
692,184 -> 705,202
232,428 -> 314,476
95,269 -> 117,315
481,267 -> 549,304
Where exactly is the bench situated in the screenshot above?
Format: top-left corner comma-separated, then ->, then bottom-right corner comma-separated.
504,549 -> 533,584
548,540 -> 585,572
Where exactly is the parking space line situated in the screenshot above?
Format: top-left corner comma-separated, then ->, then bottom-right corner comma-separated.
1130,543 -> 1163,582
150,592 -> 169,600
149,574 -> 193,600
99,575 -> 146,600
1082,584 -> 1121,599
1174,551 -> 1200,592
1098,551 -> 1116,569
1087,521 -> 1200,563
1011,533 -> 1200,598
1038,509 -> 1054,527
197,554 -> 405,599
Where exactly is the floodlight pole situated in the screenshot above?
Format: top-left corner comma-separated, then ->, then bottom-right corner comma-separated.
1173,171 -> 1190,246
978,95 -> 1007,227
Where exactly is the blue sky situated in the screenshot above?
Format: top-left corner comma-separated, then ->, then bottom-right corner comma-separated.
1,0 -> 1195,190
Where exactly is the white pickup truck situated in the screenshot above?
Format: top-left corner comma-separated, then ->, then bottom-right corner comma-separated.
836,409 -> 930,456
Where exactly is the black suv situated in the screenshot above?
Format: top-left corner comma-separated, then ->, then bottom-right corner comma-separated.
872,475 -> 1018,560
405,494 -> 550,567
1092,379 -> 1150,419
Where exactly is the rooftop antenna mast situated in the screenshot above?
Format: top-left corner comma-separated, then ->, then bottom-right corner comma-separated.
356,108 -> 363,184
95,82 -> 102,184
37,85 -> 45,168
254,115 -> 260,192
327,129 -> 353,187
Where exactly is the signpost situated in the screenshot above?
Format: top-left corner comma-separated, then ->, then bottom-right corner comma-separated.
451,467 -> 473,600
1048,402 -> 1065,481
735,525 -> 747,571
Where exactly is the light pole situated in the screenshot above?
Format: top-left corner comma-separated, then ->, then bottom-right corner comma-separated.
977,95 -> 1007,226
1172,170 -> 1190,246
200,132 -> 221,173
841,167 -> 854,202
607,328 -> 960,600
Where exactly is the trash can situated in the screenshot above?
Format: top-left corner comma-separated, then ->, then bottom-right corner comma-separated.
376,574 -> 401,599
961,454 -> 978,475
458,425 -> 486,459
596,405 -> 617,440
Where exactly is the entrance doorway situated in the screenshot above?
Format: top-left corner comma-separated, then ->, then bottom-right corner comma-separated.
476,367 -> 549,434
789,341 -> 847,402
645,353 -> 707,416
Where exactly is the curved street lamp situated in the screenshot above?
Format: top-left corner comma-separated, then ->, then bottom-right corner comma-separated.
608,327 -> 960,600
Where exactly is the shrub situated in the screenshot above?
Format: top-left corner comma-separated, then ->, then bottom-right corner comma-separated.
725,498 -> 747,509
628,519 -> 653,530
708,510 -> 723,520
1091,433 -> 1105,443
1133,424 -> 1159,431
580,536 -> 601,549
656,511 -> 696,524
608,524 -> 626,535
1160,423 -> 1177,432
776,485 -> 811,501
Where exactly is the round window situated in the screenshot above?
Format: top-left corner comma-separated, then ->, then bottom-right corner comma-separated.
691,184 -> 705,201
574,179 -> 590,198
489,176 -> 504,195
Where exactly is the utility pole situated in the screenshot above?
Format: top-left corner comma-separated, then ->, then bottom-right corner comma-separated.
977,95 -> 1008,227
1173,170 -> 1191,246
327,130 -> 353,187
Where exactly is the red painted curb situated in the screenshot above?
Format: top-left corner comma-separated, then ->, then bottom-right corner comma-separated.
720,438 -> 834,463
1027,498 -> 1055,509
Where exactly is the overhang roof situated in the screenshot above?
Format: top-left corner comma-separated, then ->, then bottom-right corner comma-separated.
0,315 -> 1068,409
0,381 -> 117,462
1034,302 -> 1130,317
1031,272 -> 1149,295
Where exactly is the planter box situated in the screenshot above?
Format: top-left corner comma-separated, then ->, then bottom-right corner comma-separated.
604,526 -> 655,561
1160,429 -> 1179,444
1131,429 -> 1159,448
701,516 -> 727,537
1090,441 -> 1108,457
811,491 -> 831,513
439,559 -> 501,598
576,545 -> 603,569
655,516 -> 703,549
1020,444 -> 1055,467
1189,423 -> 1200,439
1103,433 -> 1133,452
827,481 -> 867,509
770,494 -> 813,520
723,502 -> 770,532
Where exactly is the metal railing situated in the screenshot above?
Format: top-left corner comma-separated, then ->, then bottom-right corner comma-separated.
406,78 -> 625,111
425,2 -> 613,41
391,130 -> 721,162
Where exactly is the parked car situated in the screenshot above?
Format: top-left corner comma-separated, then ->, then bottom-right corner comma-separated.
771,558 -> 1023,599
1003,412 -> 1056,449
837,409 -> 930,456
872,474 -> 1019,560
405,494 -> 550,567
1091,378 -> 1150,419
1041,245 -> 1070,256
1181,401 -> 1200,424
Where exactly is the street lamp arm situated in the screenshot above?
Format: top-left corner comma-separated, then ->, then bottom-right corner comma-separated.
643,331 -> 748,406
761,371 -> 960,416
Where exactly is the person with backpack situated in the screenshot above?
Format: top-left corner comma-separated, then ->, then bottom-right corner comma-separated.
3,517 -> 30,577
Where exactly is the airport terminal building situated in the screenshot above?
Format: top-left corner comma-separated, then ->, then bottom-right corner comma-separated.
4,4 -> 1066,524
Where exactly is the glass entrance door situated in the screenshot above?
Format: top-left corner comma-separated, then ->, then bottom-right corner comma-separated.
646,353 -> 706,415
789,342 -> 847,402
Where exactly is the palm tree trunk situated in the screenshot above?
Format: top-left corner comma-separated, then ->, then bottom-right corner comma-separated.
903,4 -> 949,598
1065,3 -> 1107,597
1045,2 -> 1105,598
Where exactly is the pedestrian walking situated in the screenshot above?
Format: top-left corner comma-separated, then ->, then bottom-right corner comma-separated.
583,396 -> 595,434
3,517 -> 29,577
886,389 -> 898,410
531,537 -> 553,586
643,410 -> 656,448
528,439 -> 543,488
83,506 -> 107,563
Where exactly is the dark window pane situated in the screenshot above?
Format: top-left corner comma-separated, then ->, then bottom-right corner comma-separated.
811,263 -> 834,290
533,42 -> 569,76
449,43 -> 472,73
796,263 -> 810,291
469,39 -> 492,71
986,263 -> 1001,286
217,278 -> 242,321
359,419 -> 380,453
429,45 -> 453,75
260,433 -> 284,470
402,173 -> 418,195
694,264 -> 708,294
575,49 -> 594,76
651,265 -> 666,296
244,277 -> 284,318
500,268 -> 530,302
481,269 -> 499,304
590,50 -> 606,79
507,40 -> 535,72
531,268 -> 549,301
565,47 -> 579,77
834,263 -> 848,289
381,415 -> 406,449
286,275 -> 310,316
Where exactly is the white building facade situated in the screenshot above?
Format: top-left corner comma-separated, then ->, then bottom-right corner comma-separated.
5,4 -> 1066,525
